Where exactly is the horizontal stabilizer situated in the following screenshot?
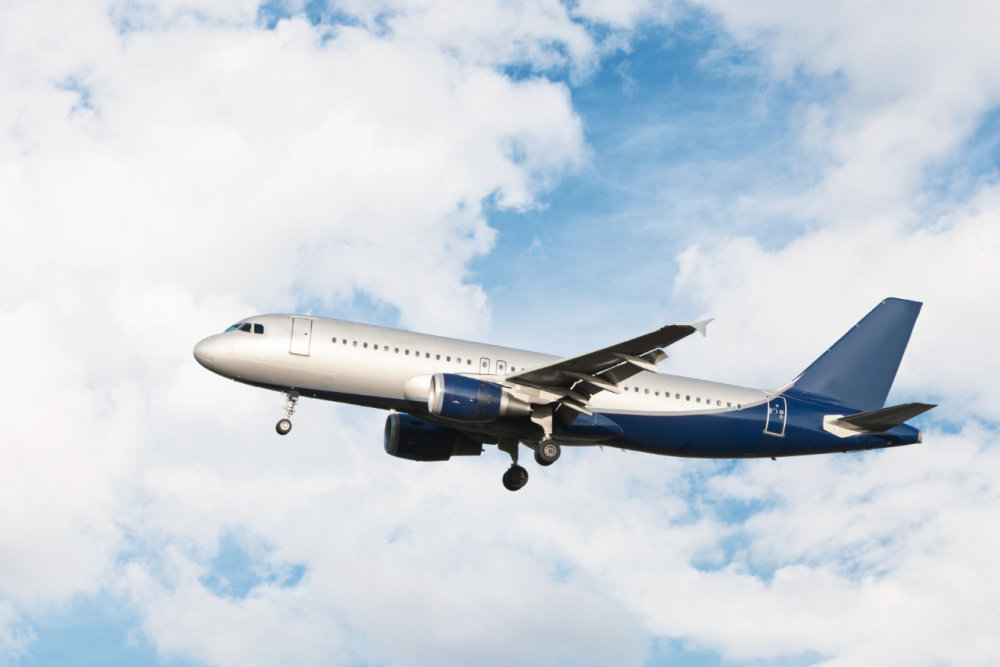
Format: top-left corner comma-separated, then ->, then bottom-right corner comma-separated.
834,402 -> 936,433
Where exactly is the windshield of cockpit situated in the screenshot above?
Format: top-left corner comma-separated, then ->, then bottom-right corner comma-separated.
225,322 -> 264,334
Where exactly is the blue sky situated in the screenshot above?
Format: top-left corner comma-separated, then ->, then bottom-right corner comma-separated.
2,0 -> 999,665
481,19 -> 814,346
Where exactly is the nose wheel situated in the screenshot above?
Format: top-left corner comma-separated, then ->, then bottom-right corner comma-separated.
276,390 -> 299,435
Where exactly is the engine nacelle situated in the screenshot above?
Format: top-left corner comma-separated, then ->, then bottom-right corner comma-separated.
427,373 -> 531,422
384,412 -> 482,461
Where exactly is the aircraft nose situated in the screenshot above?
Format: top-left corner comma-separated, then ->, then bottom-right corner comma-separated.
193,335 -> 222,369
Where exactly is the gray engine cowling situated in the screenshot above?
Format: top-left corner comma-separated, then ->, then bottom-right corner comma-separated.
427,373 -> 530,422
384,412 -> 483,461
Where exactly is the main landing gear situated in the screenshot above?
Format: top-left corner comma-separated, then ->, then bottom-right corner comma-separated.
497,437 -> 564,491
498,438 -> 528,492
534,439 -> 561,466
276,390 -> 299,435
502,464 -> 529,491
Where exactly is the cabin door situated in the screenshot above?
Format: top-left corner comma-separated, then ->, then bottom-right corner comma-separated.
764,396 -> 787,437
290,317 -> 313,356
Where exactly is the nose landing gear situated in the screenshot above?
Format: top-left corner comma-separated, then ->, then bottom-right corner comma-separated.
276,390 -> 299,435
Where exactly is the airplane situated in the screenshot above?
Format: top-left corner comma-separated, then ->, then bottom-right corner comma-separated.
193,297 -> 936,491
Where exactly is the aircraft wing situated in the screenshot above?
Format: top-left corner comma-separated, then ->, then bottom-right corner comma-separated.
504,319 -> 711,416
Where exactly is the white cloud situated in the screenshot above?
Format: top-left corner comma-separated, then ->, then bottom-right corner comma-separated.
695,0 -> 1000,219
0,2 -> 587,333
0,601 -> 33,661
635,4 -> 1000,661
667,134 -> 1000,426
0,0 -> 592,660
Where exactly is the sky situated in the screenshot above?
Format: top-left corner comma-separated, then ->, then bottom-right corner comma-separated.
2,0 -> 999,665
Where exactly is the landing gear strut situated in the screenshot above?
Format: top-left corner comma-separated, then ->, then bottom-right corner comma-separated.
276,390 -> 299,435
498,438 -> 528,491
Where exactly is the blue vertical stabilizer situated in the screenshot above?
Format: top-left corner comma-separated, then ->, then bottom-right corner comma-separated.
789,298 -> 922,411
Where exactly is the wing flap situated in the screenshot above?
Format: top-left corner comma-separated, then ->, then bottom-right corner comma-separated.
559,370 -> 622,394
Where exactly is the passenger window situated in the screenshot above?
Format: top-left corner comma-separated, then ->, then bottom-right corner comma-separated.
675,393 -> 680,399
727,402 -> 731,407
467,359 -> 472,365
373,344 -> 378,350
645,388 -> 649,395
634,387 -> 639,393
363,342 -> 368,348
655,391 -> 660,396
686,395 -> 690,401
353,341 -> 357,347
253,324 -> 264,334
717,400 -> 722,406
436,354 -> 441,360
331,337 -> 337,343
457,357 -> 461,363
405,350 -> 409,355
343,340 -> 347,345
446,356 -> 451,362
426,352 -> 430,358
697,397 -> 701,403
395,347 -> 399,353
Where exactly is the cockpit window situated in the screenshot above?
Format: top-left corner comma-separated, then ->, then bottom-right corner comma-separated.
226,321 -> 264,334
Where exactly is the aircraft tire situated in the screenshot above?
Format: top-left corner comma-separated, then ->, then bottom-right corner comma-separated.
502,464 -> 529,491
276,418 -> 292,435
534,440 -> 560,466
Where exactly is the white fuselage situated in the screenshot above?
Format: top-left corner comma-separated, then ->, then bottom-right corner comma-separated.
194,314 -> 767,418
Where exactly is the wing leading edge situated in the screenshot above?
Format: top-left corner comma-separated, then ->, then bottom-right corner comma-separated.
504,318 -> 712,418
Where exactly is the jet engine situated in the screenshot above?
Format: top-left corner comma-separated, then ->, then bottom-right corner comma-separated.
427,373 -> 531,422
384,412 -> 483,461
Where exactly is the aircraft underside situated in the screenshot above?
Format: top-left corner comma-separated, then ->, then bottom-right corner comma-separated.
253,379 -> 921,487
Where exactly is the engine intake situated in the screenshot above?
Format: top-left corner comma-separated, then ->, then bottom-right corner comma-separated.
384,413 -> 482,461
427,373 -> 530,422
